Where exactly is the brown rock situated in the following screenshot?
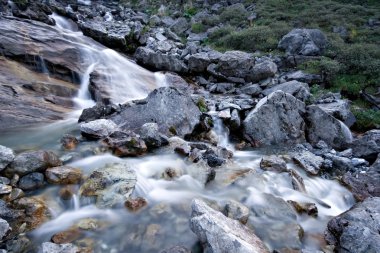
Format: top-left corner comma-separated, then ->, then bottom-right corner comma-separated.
45,166 -> 82,185
51,227 -> 82,244
61,135 -> 79,150
125,197 -> 148,212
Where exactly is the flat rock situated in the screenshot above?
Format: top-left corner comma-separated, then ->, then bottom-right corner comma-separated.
292,150 -> 324,175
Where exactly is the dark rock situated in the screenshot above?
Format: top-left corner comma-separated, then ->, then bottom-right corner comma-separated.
0,218 -> 10,241
13,197 -> 49,230
12,2 -> 55,25
169,17 -> 189,35
351,130 -> 380,162
6,150 -> 62,177
287,200 -> 318,217
262,80 -> 311,102
325,197 -> 380,253
0,199 -> 24,221
103,131 -> 147,157
208,82 -> 235,94
169,137 -> 191,156
260,155 -> 288,173
139,123 -> 169,149
305,105 -> 352,150
283,70 -> 322,84
292,150 -> 323,175
78,103 -> 119,123
316,99 -> 356,128
202,149 -> 225,167
243,91 -> 306,146
160,246 -> 191,253
278,29 -> 327,56
18,172 -> 45,191
213,51 -> 255,80
110,87 -> 201,138
229,109 -> 241,130
188,52 -> 211,73
247,60 -> 278,83
80,119 -> 119,139
0,145 -> 15,171
45,166 -> 82,185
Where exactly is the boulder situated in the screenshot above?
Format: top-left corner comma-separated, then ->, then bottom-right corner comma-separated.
0,145 -> 15,171
223,200 -> 250,224
278,29 -> 327,56
11,2 -> 54,25
103,131 -> 147,157
213,51 -> 255,80
316,99 -> 356,127
243,91 -> 306,146
0,218 -> 10,240
60,135 -> 79,150
6,150 -> 62,177
18,172 -> 45,191
247,60 -> 278,83
139,123 -> 169,149
78,103 -> 119,123
262,80 -> 311,102
45,166 -> 82,185
325,197 -> 380,253
188,52 -> 211,73
260,155 -> 288,173
305,105 -> 352,150
283,70 -> 322,84
80,119 -> 119,139
190,199 -> 269,253
160,246 -> 191,253
292,149 -> 324,175
351,130 -> 380,161
238,84 -> 262,96
41,242 -> 79,253
109,87 -> 201,138
169,17 -> 189,35
79,163 -> 137,208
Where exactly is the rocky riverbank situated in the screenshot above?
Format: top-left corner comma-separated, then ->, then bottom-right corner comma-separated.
0,1 -> 379,253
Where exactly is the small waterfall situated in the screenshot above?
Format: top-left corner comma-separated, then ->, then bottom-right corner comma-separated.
72,62 -> 96,110
213,116 -> 230,148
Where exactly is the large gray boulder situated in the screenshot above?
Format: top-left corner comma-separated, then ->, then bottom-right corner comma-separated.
213,51 -> 255,80
325,197 -> 380,253
316,99 -> 356,127
134,47 -> 188,73
262,80 -> 311,102
109,87 -> 201,138
305,105 -> 353,150
80,119 -> 119,139
0,145 -> 15,171
243,91 -> 306,146
188,52 -> 211,73
351,130 -> 380,161
247,60 -> 278,83
169,17 -> 189,35
278,29 -> 328,56
190,199 -> 269,253
79,163 -> 137,208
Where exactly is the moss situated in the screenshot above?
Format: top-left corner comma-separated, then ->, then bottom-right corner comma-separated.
169,126 -> 177,135
191,23 -> 206,34
196,98 -> 208,112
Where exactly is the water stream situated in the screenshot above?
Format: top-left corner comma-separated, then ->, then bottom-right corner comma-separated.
0,14 -> 355,253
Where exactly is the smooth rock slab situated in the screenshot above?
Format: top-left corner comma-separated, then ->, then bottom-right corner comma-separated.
190,199 -> 269,253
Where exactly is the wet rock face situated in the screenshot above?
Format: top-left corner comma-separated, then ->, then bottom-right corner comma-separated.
325,197 -> 380,253
103,131 -> 147,157
78,103 -> 119,123
45,166 -> 83,185
6,150 -> 62,177
18,172 -> 45,191
243,91 -> 306,146
260,155 -> 288,173
291,149 -> 324,175
80,119 -> 119,140
79,163 -> 137,208
110,87 -> 201,138
190,199 -> 269,253
139,123 -> 169,149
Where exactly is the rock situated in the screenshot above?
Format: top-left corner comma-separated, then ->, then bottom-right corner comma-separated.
60,135 -> 79,150
247,60 -> 278,83
223,200 -> 250,224
13,197 -> 48,230
289,169 -> 307,193
229,109 -> 241,130
351,130 -> 380,161
316,99 -> 356,127
170,17 -> 189,35
287,200 -> 318,217
80,119 -> 119,139
79,163 -> 137,208
0,145 -> 14,171
12,2 -> 54,25
160,246 -> 191,253
6,150 -> 62,177
188,52 -> 211,73
0,199 -> 24,221
134,47 -> 188,73
239,83 -> 262,96
0,184 -> 12,195
18,172 -> 45,191
190,199 -> 269,253
213,51 -> 255,80
110,87 -> 201,138
325,197 -> 380,253
6,188 -> 25,202
162,167 -> 183,180
59,185 -> 77,201
139,123 -> 169,149
125,197 -> 148,212
262,80 -> 311,102
292,150 -> 324,175
278,29 -> 327,56
243,91 -> 306,146
103,131 -> 147,157
41,242 -> 79,253
283,70 -> 322,84
51,227 -> 82,244
169,137 -> 191,156
0,218 -> 10,240
260,155 -> 288,173
202,149 -> 225,167
305,105 -> 353,150
78,103 -> 119,123
45,166 -> 82,185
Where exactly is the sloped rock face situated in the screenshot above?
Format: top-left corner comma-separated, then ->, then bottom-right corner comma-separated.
262,80 -> 310,102
109,87 -> 201,138
325,197 -> 380,253
190,199 -> 269,253
243,91 -> 306,146
351,130 -> 380,161
213,51 -> 255,80
278,29 -> 327,56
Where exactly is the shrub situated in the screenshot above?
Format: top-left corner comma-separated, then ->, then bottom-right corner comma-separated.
191,22 -> 206,33
352,108 -> 380,131
301,57 -> 342,83
220,4 -> 249,26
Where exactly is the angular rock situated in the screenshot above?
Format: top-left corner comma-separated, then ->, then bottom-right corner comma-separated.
239,83 -> 262,96
325,197 -> 380,253
306,105 -> 353,150
170,17 -> 189,35
223,200 -> 250,224
278,29 -> 327,56
247,60 -> 278,83
139,123 -> 169,149
125,197 -> 148,212
260,155 -> 288,173
213,51 -> 255,80
188,52 -> 211,73
287,200 -> 318,217
41,242 -> 79,253
60,135 -> 79,150
6,150 -> 62,177
0,145 -> 15,171
18,172 -> 45,191
110,87 -> 201,138
292,150 -> 324,175
317,99 -> 356,127
80,119 -> 119,139
78,103 -> 119,123
243,91 -> 306,146
0,184 -> 12,195
45,166 -> 82,185
160,246 -> 191,253
351,130 -> 380,161
283,70 -> 322,84
103,131 -> 147,157
79,163 -> 137,208
0,218 -> 10,240
190,199 -> 269,253
262,80 -> 311,102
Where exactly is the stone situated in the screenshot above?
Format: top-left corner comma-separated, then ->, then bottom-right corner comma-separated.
125,197 -> 148,212
229,109 -> 241,130
188,52 -> 211,73
18,173 -> 45,191
287,200 -> 318,217
110,87 -> 201,138
51,227 -> 82,244
170,17 -> 189,35
260,155 -> 288,173
0,145 -> 15,171
247,60 -> 278,83
79,163 -> 137,208
351,130 -> 380,161
317,99 -> 356,127
80,119 -> 119,139
41,242 -> 79,253
213,51 -> 255,80
0,218 -> 10,240
13,197 -> 48,230
278,29 -> 327,56
45,166 -> 82,185
325,197 -> 380,253
283,70 -> 322,84
139,123 -> 169,149
223,200 -> 250,224
239,83 -> 262,96
6,150 -> 62,177
262,80 -> 311,102
0,199 -> 24,221
160,246 -> 191,253
190,199 -> 269,253
292,150 -> 324,175
243,91 -> 306,146
78,103 -> 119,123
103,131 -> 147,157
60,135 -> 79,150
305,105 -> 353,150
169,137 -> 191,156
0,184 -> 12,195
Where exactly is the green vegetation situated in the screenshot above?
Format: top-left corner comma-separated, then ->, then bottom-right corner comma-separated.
196,98 -> 208,113
353,108 -> 380,130
191,23 -> 206,33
